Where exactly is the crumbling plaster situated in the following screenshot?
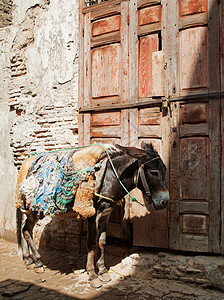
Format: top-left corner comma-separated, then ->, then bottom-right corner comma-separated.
0,0 -> 80,244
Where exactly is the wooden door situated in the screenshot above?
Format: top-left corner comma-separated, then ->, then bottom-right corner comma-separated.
128,0 -> 169,248
79,0 -> 223,253
79,0 -> 169,246
168,0 -> 221,253
79,1 -> 130,239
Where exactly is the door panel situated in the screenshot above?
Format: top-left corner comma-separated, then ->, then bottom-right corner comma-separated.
168,0 -> 221,253
138,5 -> 161,26
180,137 -> 209,200
92,15 -> 121,36
139,34 -> 158,98
179,27 -> 209,91
92,44 -> 121,98
179,0 -> 207,17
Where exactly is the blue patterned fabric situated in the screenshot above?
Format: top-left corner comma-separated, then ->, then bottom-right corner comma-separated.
19,150 -> 92,215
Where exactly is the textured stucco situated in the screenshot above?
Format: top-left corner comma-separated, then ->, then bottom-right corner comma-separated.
0,0 -> 80,245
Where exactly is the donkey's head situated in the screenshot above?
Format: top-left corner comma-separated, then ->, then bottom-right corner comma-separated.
116,142 -> 169,210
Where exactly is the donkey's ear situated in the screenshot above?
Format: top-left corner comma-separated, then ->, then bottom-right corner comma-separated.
141,141 -> 147,150
141,141 -> 154,152
116,144 -> 147,159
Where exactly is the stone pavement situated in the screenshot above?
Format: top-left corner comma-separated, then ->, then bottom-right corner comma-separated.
1,239 -> 224,300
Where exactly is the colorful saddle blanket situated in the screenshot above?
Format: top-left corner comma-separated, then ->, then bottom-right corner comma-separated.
18,144 -> 118,216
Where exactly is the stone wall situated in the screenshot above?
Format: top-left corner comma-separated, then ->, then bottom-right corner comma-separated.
9,0 -> 79,166
0,0 -> 80,250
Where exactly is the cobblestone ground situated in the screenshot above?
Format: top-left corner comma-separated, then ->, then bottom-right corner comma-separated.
1,239 -> 224,300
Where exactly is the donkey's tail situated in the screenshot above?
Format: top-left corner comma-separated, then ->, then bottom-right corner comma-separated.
16,208 -> 22,253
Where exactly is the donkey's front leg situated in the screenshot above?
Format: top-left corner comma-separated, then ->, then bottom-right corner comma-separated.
86,215 -> 102,288
96,214 -> 111,283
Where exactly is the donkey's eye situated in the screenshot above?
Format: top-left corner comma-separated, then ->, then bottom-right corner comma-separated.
150,170 -> 159,177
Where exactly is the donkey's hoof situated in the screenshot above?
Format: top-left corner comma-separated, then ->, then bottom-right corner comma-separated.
25,257 -> 35,268
34,266 -> 44,274
89,277 -> 103,288
35,260 -> 43,268
98,272 -> 111,283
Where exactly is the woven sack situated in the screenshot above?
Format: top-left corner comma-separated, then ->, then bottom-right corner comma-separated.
72,145 -> 106,170
73,175 -> 96,219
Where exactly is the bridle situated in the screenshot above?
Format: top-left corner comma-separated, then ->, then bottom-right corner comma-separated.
95,147 -> 160,207
135,156 -> 160,203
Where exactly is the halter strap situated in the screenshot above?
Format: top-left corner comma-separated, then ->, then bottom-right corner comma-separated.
95,145 -> 160,206
141,156 -> 160,167
137,156 -> 160,198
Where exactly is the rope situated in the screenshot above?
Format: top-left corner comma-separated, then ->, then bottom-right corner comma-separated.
94,192 -> 116,203
108,268 -> 128,278
28,144 -> 101,158
27,143 -> 155,207
100,145 -> 138,203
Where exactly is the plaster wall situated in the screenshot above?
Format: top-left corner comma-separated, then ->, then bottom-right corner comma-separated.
0,0 -> 80,249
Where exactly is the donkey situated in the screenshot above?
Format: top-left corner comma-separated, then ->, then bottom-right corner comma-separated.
16,142 -> 169,288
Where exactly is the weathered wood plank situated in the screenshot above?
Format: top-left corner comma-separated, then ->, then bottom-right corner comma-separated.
182,214 -> 208,235
180,201 -> 209,214
91,126 -> 121,138
180,137 -> 209,200
91,6 -> 121,21
179,12 -> 207,30
92,15 -> 120,36
138,5 -> 161,26
139,125 -> 161,138
91,137 -> 121,144
137,23 -> 161,36
91,44 -> 121,98
78,2 -> 84,145
180,235 -> 208,252
139,107 -> 161,125
83,13 -> 91,145
84,114 -> 91,145
180,102 -> 208,124
133,208 -> 168,248
179,124 -> 209,137
179,27 -> 209,91
129,0 -> 138,147
179,0 -> 207,17
90,96 -> 121,107
161,0 -> 179,250
84,13 -> 91,108
91,111 -> 121,126
152,50 -> 165,96
159,1 -> 170,249
91,31 -> 120,48
137,0 -> 161,9
208,0 -> 221,253
139,34 -> 158,97
83,0 -> 126,14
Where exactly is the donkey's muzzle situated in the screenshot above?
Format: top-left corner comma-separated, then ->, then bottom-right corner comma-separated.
152,191 -> 169,210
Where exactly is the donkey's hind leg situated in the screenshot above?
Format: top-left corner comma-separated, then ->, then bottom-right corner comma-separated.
19,212 -> 33,266
96,214 -> 111,283
86,215 -> 103,288
22,212 -> 43,268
